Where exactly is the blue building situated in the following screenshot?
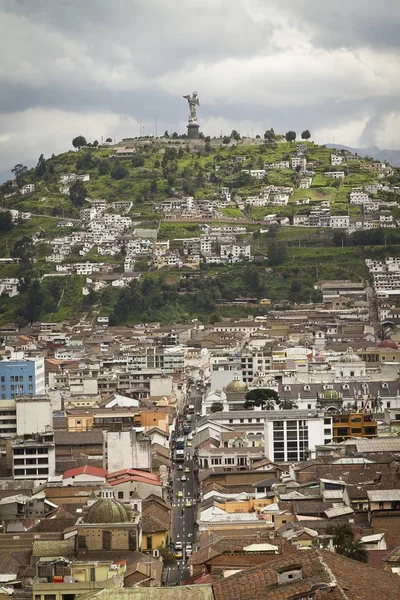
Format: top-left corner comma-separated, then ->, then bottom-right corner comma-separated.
0,357 -> 45,400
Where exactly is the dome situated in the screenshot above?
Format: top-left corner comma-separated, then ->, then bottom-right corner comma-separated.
338,347 -> 362,363
320,389 -> 340,400
86,498 -> 129,524
378,339 -> 398,350
225,379 -> 248,393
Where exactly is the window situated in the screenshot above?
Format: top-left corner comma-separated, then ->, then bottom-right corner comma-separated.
307,404 -> 312,409
324,428 -> 331,435
118,491 -> 123,499
146,536 -> 153,550
10,376 -> 14,382
0,377 -> 4,382
324,418 -> 331,424
29,375 -> 33,381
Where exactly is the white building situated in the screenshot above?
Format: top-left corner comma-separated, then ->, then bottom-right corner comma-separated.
0,278 -> 19,297
331,154 -> 345,166
202,409 -> 331,462
265,161 -> 290,169
330,216 -> 350,229
291,157 -> 307,170
20,184 -> 35,195
264,411 -> 332,462
11,430 -> 55,480
324,171 -> 345,179
220,243 -> 252,260
299,178 -> 312,189
350,191 -> 370,205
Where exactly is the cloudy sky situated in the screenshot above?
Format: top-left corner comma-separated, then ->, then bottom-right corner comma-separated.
1,0 -> 399,171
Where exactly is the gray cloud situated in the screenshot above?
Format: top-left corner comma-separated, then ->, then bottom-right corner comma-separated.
0,0 -> 399,170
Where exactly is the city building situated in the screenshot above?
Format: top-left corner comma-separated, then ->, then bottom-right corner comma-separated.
0,355 -> 45,399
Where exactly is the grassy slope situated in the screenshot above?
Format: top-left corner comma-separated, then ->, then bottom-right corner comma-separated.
0,139 -> 396,324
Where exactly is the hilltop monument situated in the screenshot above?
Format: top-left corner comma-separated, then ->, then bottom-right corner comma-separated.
183,91 -> 200,139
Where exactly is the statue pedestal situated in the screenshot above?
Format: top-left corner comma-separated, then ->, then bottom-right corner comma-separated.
187,121 -> 200,139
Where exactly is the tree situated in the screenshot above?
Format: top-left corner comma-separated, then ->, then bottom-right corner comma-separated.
231,130 -> 241,141
72,136 -> 87,150
268,241 -> 287,266
111,163 -> 128,180
92,140 -> 99,147
244,389 -> 279,410
24,279 -> 44,323
279,398 -> 298,410
98,159 -> 111,175
76,151 -> 95,170
69,180 -> 87,207
301,130 -> 311,140
11,236 -> 34,283
0,211 -> 13,233
105,137 -> 113,143
164,130 -> 170,138
132,154 -> 145,168
150,180 -> 158,194
157,545 -> 176,566
35,154 -> 46,178
264,128 -> 276,143
11,164 -> 28,186
285,131 -> 296,142
210,402 -> 223,413
290,280 -> 301,294
222,136 -> 231,144
327,523 -> 368,563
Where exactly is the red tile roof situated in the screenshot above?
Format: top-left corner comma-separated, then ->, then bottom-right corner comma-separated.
62,465 -> 107,479
212,548 -> 400,600
106,468 -> 161,486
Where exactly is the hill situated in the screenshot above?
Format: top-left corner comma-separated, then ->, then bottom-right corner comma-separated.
0,134 -> 399,326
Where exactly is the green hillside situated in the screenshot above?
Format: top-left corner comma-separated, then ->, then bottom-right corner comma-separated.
0,135 -> 399,326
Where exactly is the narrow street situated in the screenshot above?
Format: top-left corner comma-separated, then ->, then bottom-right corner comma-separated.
165,389 -> 202,586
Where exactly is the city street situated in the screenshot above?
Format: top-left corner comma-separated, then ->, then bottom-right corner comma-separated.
165,390 -> 202,586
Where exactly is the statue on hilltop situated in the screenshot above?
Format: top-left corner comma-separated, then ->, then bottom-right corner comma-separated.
183,91 -> 200,122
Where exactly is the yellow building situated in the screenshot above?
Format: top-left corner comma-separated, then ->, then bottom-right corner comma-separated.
66,410 -> 94,432
215,498 -> 275,514
142,495 -> 171,551
134,410 -> 169,433
33,559 -> 126,600
332,412 -> 378,443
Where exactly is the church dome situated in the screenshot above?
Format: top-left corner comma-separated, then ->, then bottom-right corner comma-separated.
338,347 -> 362,363
225,379 -> 248,393
378,339 -> 398,350
320,389 -> 340,401
86,497 -> 129,524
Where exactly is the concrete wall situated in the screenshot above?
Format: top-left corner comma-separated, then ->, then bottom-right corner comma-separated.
16,398 -> 52,436
150,377 -> 173,397
107,430 -> 150,472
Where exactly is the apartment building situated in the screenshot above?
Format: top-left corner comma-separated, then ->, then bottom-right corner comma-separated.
0,355 -> 45,399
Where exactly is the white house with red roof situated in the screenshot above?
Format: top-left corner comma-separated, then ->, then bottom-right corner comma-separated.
107,468 -> 164,501
62,465 -> 107,486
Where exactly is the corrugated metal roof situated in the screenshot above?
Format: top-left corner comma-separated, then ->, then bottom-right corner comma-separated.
324,506 -> 354,518
368,490 -> 400,502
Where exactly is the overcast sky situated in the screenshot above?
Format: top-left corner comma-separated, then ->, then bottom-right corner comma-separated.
1,0 -> 399,171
